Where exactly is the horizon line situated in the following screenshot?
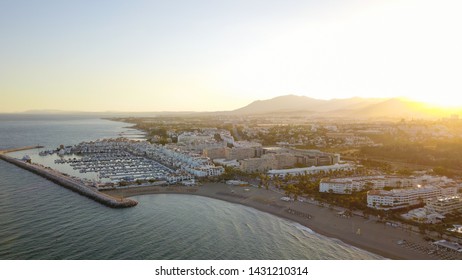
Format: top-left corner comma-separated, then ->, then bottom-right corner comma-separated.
2,95 -> 462,114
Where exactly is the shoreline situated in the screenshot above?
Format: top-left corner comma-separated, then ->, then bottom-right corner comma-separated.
103,183 -> 443,260
0,147 -> 453,260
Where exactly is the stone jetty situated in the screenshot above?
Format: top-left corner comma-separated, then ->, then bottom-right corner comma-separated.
0,147 -> 138,208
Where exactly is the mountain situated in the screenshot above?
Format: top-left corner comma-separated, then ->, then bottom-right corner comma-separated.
13,95 -> 461,120
22,109 -> 79,114
231,95 -> 459,119
17,110 -> 200,117
232,95 -> 382,115
232,95 -> 325,115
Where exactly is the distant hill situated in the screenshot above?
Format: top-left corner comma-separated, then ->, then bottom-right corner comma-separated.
231,95 -> 459,119
232,95 -> 325,115
12,95 -> 462,120
22,109 -> 78,114
232,95 -> 382,115
18,110 -> 200,117
233,95 -> 384,114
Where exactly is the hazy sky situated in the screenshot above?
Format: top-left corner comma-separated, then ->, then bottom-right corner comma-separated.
1,0 -> 461,112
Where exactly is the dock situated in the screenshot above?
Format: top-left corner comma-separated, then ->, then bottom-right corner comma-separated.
0,147 -> 138,208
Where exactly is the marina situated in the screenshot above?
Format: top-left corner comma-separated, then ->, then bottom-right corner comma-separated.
55,154 -> 177,182
43,138 -> 195,185
0,146 -> 138,208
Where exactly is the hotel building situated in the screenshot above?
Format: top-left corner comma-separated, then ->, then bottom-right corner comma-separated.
425,196 -> 462,215
367,186 -> 457,210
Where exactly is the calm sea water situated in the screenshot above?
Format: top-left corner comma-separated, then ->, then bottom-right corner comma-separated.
0,115 -> 382,259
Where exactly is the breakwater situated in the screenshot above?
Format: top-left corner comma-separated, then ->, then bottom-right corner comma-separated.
0,150 -> 137,208
0,145 -> 44,154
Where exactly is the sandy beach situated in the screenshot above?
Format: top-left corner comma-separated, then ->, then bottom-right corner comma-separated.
103,182 -> 452,260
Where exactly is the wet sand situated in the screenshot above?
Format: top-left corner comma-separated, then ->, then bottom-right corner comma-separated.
103,183 -> 442,260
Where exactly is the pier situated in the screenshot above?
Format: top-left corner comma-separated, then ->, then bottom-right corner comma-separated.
0,147 -> 138,208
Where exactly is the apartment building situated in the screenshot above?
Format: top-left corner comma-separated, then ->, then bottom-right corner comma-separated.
367,186 -> 457,210
425,196 -> 462,215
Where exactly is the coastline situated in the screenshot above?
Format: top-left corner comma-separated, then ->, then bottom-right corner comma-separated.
0,147 -> 447,260
103,182 -> 441,260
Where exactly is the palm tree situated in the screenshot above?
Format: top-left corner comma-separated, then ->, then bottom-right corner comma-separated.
259,174 -> 270,190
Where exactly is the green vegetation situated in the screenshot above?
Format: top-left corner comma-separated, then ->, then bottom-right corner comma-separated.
359,159 -> 392,173
216,166 -> 259,182
432,166 -> 455,177
360,139 -> 462,175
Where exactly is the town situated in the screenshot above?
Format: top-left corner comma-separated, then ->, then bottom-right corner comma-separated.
117,115 -> 462,250
20,114 -> 462,258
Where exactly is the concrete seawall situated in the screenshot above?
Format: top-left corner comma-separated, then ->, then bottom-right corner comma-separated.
0,152 -> 138,208
0,145 -> 44,154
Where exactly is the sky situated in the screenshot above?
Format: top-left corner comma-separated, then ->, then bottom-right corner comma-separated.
1,0 -> 461,112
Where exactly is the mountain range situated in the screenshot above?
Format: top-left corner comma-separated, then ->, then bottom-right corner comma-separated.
231,95 -> 459,119
10,95 -> 461,120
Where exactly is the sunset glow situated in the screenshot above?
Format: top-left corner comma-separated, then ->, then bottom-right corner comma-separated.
1,0 -> 461,112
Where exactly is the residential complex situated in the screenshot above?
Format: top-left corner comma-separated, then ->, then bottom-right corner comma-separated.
268,163 -> 354,178
401,196 -> 462,224
161,128 -> 357,181
425,196 -> 462,215
367,186 -> 458,210
320,175 -> 456,194
50,138 -> 225,186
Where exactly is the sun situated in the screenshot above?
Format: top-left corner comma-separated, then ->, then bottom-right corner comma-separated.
405,94 -> 462,109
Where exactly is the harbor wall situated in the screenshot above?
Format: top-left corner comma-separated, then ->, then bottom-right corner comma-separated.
0,153 -> 138,208
0,145 -> 44,153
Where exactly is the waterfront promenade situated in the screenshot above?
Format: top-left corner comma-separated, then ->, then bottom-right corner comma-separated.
104,183 -> 460,260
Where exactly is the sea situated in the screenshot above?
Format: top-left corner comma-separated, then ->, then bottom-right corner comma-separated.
0,114 -> 383,259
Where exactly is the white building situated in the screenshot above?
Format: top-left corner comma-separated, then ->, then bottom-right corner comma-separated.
268,163 -> 354,178
177,132 -> 214,144
425,196 -> 462,215
367,186 -> 454,210
141,141 -> 225,178
319,179 -> 357,194
319,176 -> 385,194
212,158 -> 240,168
183,165 -> 224,177
319,175 -> 456,195
401,208 -> 445,224
233,141 -> 262,148
220,134 -> 235,145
